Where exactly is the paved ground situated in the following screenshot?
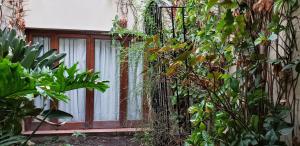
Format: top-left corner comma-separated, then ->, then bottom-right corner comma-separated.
31,135 -> 140,146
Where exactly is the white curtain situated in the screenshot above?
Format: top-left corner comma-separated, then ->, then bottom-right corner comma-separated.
58,38 -> 86,122
127,42 -> 144,120
33,37 -> 51,109
94,39 -> 120,121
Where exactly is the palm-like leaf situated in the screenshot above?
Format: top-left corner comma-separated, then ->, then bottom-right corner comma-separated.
0,28 -> 66,70
0,133 -> 26,146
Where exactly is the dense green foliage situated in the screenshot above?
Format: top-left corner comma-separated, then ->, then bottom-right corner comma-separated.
182,0 -> 299,145
137,0 -> 300,145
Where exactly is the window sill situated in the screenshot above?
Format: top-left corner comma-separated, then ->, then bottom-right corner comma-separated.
22,128 -> 147,135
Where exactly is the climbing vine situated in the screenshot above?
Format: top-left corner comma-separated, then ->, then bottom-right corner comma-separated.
0,0 -> 26,32
142,0 -> 300,145
113,0 -> 300,145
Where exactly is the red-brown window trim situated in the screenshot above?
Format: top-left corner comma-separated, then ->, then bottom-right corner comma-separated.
24,28 -> 148,131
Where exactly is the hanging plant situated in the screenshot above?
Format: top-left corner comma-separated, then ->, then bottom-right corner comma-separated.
118,16 -> 128,28
117,0 -> 129,28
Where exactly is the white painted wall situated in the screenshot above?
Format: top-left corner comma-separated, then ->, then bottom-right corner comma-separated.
0,1 -> 12,29
24,0 -> 122,31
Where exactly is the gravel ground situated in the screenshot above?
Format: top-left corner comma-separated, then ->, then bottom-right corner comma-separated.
31,135 -> 140,146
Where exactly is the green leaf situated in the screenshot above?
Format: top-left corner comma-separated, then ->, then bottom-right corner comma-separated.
200,122 -> 206,131
207,0 -> 218,10
220,0 -> 238,9
282,64 -> 294,71
175,50 -> 192,62
149,53 -> 157,61
274,0 -> 284,13
295,62 -> 300,73
250,115 -> 259,131
230,78 -> 239,92
220,73 -> 231,79
254,33 -> 267,46
265,129 -> 278,144
0,134 -> 26,146
21,48 -> 39,68
278,127 -> 293,135
268,33 -> 278,41
170,95 -> 177,106
188,106 -> 198,114
0,59 -> 35,98
41,109 -> 73,120
224,9 -> 234,25
278,109 -> 290,119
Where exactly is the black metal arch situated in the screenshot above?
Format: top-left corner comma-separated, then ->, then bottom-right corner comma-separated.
144,1 -> 189,145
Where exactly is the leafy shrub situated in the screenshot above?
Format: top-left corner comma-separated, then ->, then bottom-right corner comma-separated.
0,28 -> 109,145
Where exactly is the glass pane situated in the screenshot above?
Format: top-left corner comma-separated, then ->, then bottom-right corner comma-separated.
33,36 -> 51,56
58,38 -> 86,122
127,42 -> 143,120
32,36 -> 51,109
94,39 -> 120,121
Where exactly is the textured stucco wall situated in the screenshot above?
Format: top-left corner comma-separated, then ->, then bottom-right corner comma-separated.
277,8 -> 300,145
0,1 -> 12,29
24,0 -> 137,31
291,8 -> 300,144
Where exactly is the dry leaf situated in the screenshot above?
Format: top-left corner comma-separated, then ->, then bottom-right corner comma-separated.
196,55 -> 206,62
253,0 -> 274,13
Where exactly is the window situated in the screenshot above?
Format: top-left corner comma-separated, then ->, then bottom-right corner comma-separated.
94,39 -> 120,121
127,42 -> 144,120
25,29 -> 146,131
58,38 -> 87,122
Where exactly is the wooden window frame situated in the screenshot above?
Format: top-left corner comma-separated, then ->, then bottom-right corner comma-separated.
24,28 -> 148,131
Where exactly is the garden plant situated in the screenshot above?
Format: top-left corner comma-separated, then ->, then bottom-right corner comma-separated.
0,28 -> 109,146
1,0 -> 300,145
114,0 -> 300,145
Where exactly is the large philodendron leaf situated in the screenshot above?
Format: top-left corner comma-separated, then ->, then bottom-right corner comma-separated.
0,59 -> 40,134
25,63 -> 109,102
0,60 -> 109,102
0,58 -> 110,100
46,64 -> 110,94
0,59 -> 35,98
0,59 -> 109,135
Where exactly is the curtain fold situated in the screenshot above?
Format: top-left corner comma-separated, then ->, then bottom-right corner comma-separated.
94,39 -> 120,121
58,38 -> 86,122
33,37 -> 51,109
127,42 -> 144,120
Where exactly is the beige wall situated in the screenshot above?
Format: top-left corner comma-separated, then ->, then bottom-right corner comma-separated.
0,1 -> 12,29
24,0 -> 133,31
